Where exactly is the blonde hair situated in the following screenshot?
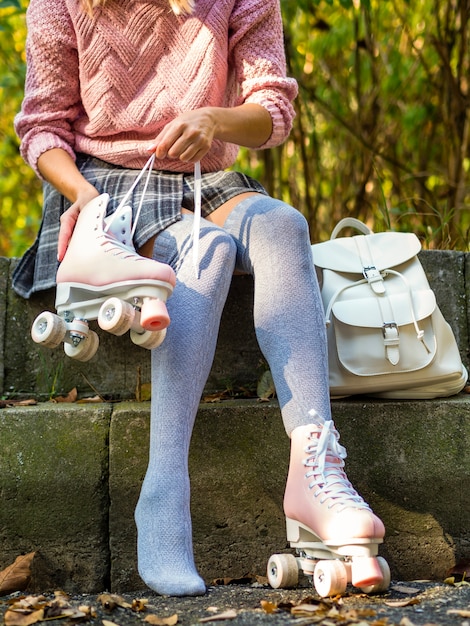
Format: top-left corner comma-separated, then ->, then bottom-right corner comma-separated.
82,0 -> 194,15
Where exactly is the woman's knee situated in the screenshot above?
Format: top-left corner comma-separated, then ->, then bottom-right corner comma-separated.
243,196 -> 310,245
153,215 -> 236,274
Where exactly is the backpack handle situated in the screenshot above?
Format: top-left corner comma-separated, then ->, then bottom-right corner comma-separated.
331,217 -> 373,240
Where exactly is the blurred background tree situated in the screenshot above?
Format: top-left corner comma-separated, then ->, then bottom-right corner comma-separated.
0,0 -> 42,256
1,0 -> 469,258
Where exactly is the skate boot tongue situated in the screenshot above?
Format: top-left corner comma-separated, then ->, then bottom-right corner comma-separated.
104,203 -> 133,247
305,413 -> 371,513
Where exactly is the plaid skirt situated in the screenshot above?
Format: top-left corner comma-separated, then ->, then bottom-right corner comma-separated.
12,154 -> 267,298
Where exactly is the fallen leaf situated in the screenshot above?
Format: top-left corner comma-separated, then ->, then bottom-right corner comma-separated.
4,609 -> 44,626
102,620 -> 120,626
291,603 -> 325,616
447,609 -> 470,618
98,594 -> 132,611
446,559 -> 470,582
0,553 -> 36,595
0,398 -> 37,408
199,609 -> 238,622
384,598 -> 421,608
51,388 -> 78,403
257,370 -> 275,400
202,391 -> 230,403
260,600 -> 278,614
131,599 -> 148,613
444,576 -> 470,587
144,615 -> 178,626
78,605 -> 97,618
342,609 -> 377,620
76,395 -> 103,404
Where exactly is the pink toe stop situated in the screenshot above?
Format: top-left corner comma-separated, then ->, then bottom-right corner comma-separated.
351,556 -> 383,588
140,298 -> 170,331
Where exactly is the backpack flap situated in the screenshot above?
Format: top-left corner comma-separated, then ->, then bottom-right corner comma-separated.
329,288 -> 437,377
312,231 -> 422,275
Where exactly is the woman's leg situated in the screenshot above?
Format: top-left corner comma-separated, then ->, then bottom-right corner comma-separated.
222,195 -> 385,585
135,215 -> 236,596
221,194 -> 331,432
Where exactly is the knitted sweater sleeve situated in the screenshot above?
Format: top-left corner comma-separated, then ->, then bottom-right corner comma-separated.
14,0 -> 81,176
228,0 -> 298,149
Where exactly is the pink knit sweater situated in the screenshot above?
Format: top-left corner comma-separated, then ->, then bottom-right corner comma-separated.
15,0 -> 298,176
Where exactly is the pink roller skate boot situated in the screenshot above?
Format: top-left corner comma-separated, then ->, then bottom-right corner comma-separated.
31,194 -> 176,361
267,410 -> 390,597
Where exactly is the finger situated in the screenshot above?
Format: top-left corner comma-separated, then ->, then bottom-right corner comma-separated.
152,123 -> 184,160
57,209 -> 79,262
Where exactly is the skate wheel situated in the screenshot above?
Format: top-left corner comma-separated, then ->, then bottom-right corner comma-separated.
359,557 -> 391,594
98,297 -> 135,335
64,330 -> 99,361
31,311 -> 67,348
140,298 -> 170,332
130,327 -> 167,350
267,553 -> 299,589
313,560 -> 348,597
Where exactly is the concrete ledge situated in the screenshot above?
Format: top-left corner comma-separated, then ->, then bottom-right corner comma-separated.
1,250 -> 469,400
1,397 -> 469,593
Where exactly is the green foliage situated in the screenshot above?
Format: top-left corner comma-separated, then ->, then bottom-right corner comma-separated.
0,0 -> 42,257
1,0 -> 469,256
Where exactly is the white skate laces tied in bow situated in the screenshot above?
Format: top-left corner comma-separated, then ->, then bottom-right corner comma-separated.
304,410 -> 371,512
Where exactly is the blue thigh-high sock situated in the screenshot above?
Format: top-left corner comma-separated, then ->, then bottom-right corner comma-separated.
223,195 -> 332,434
134,215 -> 236,596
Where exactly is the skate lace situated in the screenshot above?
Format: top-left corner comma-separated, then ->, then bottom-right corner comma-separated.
103,154 -> 202,278
304,415 -> 371,512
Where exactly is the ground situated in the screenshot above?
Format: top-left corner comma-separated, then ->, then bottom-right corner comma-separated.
2,579 -> 470,626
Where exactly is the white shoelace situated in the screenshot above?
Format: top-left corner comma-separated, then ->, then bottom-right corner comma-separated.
106,154 -> 202,279
192,161 -> 201,279
304,412 -> 371,512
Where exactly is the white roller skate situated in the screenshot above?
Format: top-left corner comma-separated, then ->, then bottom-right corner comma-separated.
31,192 -> 176,362
267,413 -> 390,597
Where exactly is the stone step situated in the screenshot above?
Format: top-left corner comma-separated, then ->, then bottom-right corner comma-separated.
1,250 -> 469,593
1,397 -> 469,593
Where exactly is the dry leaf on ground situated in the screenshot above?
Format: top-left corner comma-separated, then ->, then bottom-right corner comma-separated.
51,388 -> 78,403
102,620 -> 120,626
0,552 -> 36,595
384,598 -> 421,608
144,614 -> 178,626
199,609 -> 238,622
4,608 -> 44,626
97,594 -> 132,611
257,370 -> 276,400
260,600 -> 278,614
0,398 -> 37,408
447,609 -> 470,618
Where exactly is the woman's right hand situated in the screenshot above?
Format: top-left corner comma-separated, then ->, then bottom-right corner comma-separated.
37,149 -> 100,262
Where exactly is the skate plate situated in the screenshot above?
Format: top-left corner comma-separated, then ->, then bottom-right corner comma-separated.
31,279 -> 174,361
267,548 -> 390,597
267,518 -> 390,597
